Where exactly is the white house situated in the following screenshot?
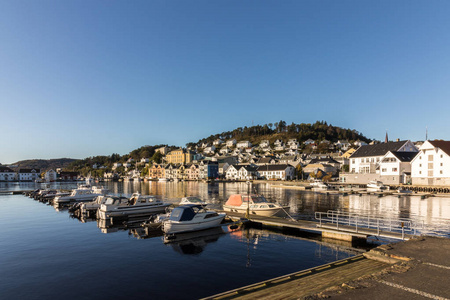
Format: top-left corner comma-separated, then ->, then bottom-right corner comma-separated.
236,141 -> 252,149
237,165 -> 258,180
257,164 -> 295,180
213,139 -> 223,146
259,140 -> 270,148
226,139 -> 237,147
44,169 -> 57,182
304,139 -> 315,145
0,166 -> 16,181
220,147 -> 231,155
18,168 -> 41,182
411,140 -> 450,186
225,165 -> 240,180
203,145 -> 216,155
379,151 -> 417,184
113,163 -> 122,170
349,140 -> 417,174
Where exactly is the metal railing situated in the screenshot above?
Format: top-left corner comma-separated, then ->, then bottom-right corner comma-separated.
315,210 -> 425,240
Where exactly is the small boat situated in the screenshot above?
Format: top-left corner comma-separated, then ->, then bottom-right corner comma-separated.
158,178 -> 168,182
162,204 -> 226,234
310,179 -> 329,189
77,195 -> 129,216
179,196 -> 207,206
98,193 -> 171,219
53,186 -> 109,205
222,194 -> 286,217
367,180 -> 389,191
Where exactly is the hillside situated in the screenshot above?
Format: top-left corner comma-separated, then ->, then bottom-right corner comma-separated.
10,158 -> 77,172
187,120 -> 372,148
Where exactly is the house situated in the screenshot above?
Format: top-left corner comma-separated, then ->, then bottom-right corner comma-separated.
335,140 -> 351,151
148,164 -> 164,179
203,145 -> 216,155
220,147 -> 231,155
156,146 -> 168,155
44,169 -> 57,182
274,143 -> 285,151
58,171 -> 79,181
199,160 -> 219,180
112,163 -> 122,170
225,165 -> 241,180
226,139 -> 237,147
341,140 -> 418,184
341,148 -> 356,159
349,140 -> 417,174
411,140 -> 450,186
257,164 -> 295,180
218,162 -> 230,178
186,164 -> 199,180
18,168 -> 41,182
0,166 -> 16,181
259,140 -> 270,148
379,151 -> 417,184
236,141 -> 252,149
213,139 -> 223,146
165,148 -> 194,165
140,158 -> 150,163
304,139 -> 315,145
237,165 -> 258,180
165,164 -> 177,180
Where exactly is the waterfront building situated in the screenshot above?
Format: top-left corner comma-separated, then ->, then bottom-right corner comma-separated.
238,165 -> 258,180
58,171 -> 79,181
186,164 -> 199,180
303,163 -> 336,177
148,164 -> 164,179
18,168 -> 41,182
44,169 -> 57,182
198,160 -> 219,180
257,164 -> 295,180
165,148 -> 194,165
379,151 -> 417,184
0,166 -> 16,181
341,140 -> 418,184
411,140 -> 450,186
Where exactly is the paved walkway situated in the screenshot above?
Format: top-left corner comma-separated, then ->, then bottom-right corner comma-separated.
317,236 -> 450,300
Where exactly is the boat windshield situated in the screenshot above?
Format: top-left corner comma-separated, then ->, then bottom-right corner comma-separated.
169,206 -> 200,221
250,196 -> 268,203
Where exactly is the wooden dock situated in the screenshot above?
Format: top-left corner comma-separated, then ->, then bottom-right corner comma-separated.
201,255 -> 388,300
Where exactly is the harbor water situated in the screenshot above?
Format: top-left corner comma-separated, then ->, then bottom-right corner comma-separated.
1,181 -> 449,299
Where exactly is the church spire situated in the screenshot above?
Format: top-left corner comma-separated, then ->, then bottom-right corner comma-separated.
385,131 -> 388,143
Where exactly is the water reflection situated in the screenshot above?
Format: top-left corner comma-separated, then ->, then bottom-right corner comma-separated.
164,226 -> 226,255
6,181 -> 450,235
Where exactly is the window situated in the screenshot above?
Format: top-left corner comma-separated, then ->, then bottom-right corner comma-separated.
382,168 -> 387,172
419,171 -> 422,174
440,170 -> 443,174
428,155 -> 434,161
392,168 -> 398,172
419,164 -> 422,167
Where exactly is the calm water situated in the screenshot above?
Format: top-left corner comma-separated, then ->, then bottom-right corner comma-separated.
1,181 -> 449,299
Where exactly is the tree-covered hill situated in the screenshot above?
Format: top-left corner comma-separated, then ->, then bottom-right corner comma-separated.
187,120 -> 372,148
10,158 -> 77,172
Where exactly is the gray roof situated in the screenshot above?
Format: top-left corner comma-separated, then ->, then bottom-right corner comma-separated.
390,151 -> 418,162
350,141 -> 409,158
257,164 -> 293,171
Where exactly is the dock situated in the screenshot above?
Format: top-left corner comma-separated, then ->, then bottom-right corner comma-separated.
222,211 -> 413,242
203,236 -> 450,300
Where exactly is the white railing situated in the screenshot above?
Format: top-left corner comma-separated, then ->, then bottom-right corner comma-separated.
315,210 -> 426,240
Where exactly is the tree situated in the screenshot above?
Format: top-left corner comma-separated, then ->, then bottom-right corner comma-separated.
151,151 -> 163,164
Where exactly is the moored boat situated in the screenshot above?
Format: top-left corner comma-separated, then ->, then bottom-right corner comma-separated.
53,186 -> 109,205
162,204 -> 226,234
367,180 -> 389,191
97,193 -> 171,219
222,194 -> 285,217
179,196 -> 207,206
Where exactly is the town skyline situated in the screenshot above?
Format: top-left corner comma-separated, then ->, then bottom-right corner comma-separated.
2,1 -> 450,164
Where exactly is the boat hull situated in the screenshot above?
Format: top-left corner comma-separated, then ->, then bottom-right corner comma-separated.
98,203 -> 171,219
163,214 -> 226,234
222,205 -> 282,217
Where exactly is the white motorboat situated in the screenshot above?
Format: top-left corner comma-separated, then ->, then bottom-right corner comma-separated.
98,193 -> 171,219
310,179 -> 329,189
162,204 -> 226,234
78,195 -> 128,216
222,194 -> 286,217
179,196 -> 207,206
367,180 -> 389,191
53,186 -> 109,204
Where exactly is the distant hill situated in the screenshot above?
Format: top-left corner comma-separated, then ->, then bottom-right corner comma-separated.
187,120 -> 372,148
9,158 -> 78,172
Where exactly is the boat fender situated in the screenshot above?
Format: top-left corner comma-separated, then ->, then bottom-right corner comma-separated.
229,224 -> 238,230
166,234 -> 177,240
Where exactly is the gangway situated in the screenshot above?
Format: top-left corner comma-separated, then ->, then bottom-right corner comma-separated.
315,210 -> 425,240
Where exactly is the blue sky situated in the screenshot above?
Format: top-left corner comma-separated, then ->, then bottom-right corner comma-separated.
1,1 -> 450,164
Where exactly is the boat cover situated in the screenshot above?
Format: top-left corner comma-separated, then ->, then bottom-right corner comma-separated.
169,205 -> 203,221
